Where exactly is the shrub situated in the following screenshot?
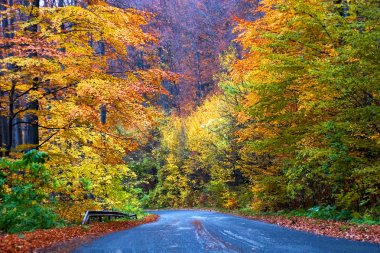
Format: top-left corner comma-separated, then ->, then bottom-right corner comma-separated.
306,205 -> 352,221
0,150 -> 63,233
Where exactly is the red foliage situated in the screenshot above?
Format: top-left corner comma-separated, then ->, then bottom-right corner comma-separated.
244,214 -> 380,244
0,215 -> 159,253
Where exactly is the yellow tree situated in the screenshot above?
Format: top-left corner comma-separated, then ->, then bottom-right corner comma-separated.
185,96 -> 237,208
153,118 -> 189,207
1,0 -> 172,220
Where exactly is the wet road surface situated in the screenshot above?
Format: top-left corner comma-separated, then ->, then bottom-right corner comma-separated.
73,210 -> 380,253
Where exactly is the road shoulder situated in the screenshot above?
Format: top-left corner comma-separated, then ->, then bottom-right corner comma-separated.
0,214 -> 159,253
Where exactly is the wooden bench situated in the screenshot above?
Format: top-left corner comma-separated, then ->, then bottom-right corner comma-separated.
82,210 -> 137,225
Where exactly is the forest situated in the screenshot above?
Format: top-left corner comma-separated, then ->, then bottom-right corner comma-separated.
0,0 -> 379,234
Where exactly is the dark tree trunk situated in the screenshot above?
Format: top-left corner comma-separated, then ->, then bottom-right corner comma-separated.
23,84 -> 39,149
23,104 -> 39,146
100,105 -> 107,125
8,0 -> 22,150
5,82 -> 15,156
0,117 -> 8,157
23,0 -> 40,150
13,116 -> 23,148
1,0 -> 12,156
98,40 -> 107,124
0,0 -> 5,157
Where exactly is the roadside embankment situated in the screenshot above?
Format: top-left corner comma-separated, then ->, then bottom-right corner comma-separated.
0,214 -> 159,253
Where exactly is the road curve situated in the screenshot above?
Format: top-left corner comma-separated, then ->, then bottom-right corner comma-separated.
73,210 -> 380,253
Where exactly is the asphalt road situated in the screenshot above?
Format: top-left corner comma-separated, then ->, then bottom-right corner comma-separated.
74,210 -> 380,253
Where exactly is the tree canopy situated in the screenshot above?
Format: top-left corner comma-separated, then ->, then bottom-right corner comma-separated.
0,0 -> 379,233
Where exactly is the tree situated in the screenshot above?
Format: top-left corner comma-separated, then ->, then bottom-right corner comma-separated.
1,0 -> 172,220
0,0 -> 169,155
230,0 -> 379,212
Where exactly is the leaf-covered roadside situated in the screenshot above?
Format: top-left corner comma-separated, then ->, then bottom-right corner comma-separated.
231,210 -> 380,244
0,214 -> 158,253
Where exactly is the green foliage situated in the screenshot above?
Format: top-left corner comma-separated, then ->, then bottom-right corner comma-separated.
252,175 -> 289,212
0,150 -> 63,233
306,206 -> 352,221
350,213 -> 380,225
0,201 -> 63,234
128,152 -> 162,196
206,181 -> 229,208
283,205 -> 380,225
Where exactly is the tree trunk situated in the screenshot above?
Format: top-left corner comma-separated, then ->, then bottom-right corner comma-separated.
1,0 -> 10,156
5,82 -> 15,156
23,0 -> 40,150
98,40 -> 107,124
100,105 -> 107,124
0,0 -> 5,156
13,116 -> 23,148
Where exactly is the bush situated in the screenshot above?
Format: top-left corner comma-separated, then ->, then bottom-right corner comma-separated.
0,201 -> 62,233
306,205 -> 352,221
0,150 -> 63,233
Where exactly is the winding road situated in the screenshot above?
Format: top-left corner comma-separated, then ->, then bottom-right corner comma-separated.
74,210 -> 380,253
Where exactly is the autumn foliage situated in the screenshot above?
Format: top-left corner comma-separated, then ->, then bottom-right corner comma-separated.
0,0 -> 379,241
1,0 -> 171,227
146,0 -> 380,224
0,214 -> 158,253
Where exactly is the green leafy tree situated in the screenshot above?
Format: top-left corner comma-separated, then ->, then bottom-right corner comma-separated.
0,150 -> 62,233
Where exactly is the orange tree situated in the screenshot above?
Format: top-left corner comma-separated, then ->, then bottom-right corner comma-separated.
230,0 -> 380,214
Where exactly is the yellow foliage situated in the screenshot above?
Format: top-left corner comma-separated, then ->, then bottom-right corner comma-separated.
0,1 -> 172,219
